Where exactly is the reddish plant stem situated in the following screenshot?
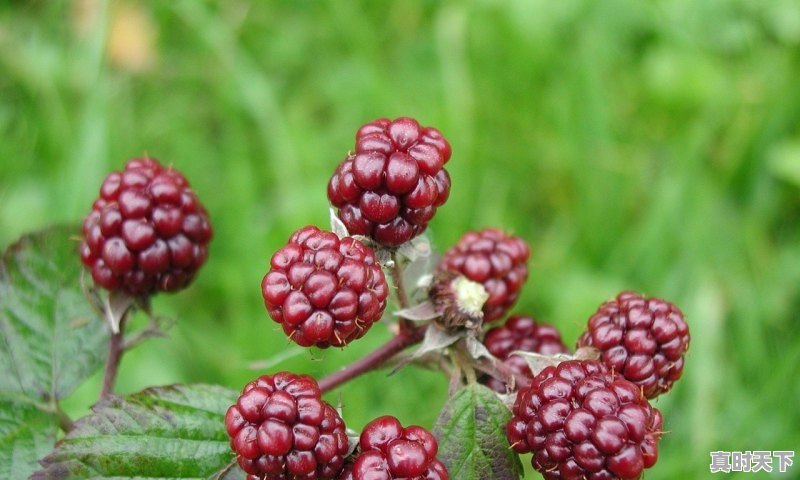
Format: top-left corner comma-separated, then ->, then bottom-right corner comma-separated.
319,325 -> 425,393
100,313 -> 128,399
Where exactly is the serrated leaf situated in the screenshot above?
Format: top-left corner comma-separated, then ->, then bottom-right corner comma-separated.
0,226 -> 109,401
434,384 -> 523,480
32,384 -> 239,479
0,397 -> 59,480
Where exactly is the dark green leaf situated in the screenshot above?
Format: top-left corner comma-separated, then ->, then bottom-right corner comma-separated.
32,384 -> 239,479
0,226 -> 108,401
0,396 -> 59,480
433,384 -> 523,480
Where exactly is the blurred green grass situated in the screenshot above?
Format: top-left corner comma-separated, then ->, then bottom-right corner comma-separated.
2,0 -> 800,478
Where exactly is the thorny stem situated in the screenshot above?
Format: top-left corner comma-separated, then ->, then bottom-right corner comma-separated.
100,311 -> 129,399
319,325 -> 426,393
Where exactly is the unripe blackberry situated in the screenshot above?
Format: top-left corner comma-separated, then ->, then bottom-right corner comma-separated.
429,271 -> 489,329
437,228 -> 529,322
481,315 -> 569,392
507,360 -> 663,480
261,226 -> 389,348
347,416 -> 449,480
328,117 -> 451,247
225,372 -> 349,480
80,157 -> 212,295
577,291 -> 690,399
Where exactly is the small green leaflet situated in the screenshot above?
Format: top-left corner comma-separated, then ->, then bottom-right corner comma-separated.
434,384 -> 523,480
32,384 -> 240,479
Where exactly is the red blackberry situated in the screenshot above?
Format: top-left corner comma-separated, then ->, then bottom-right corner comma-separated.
506,360 -> 663,480
225,372 -> 349,480
348,416 -> 449,480
437,228 -> 529,322
577,291 -> 690,399
261,226 -> 389,348
481,315 -> 569,392
327,117 -> 451,247
80,157 -> 212,295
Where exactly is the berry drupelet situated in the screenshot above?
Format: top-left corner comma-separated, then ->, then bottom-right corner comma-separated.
437,228 -> 529,322
328,117 -> 451,247
346,416 -> 449,480
507,360 -> 662,480
225,372 -> 350,480
262,226 -> 389,348
481,315 -> 569,392
577,291 -> 690,399
80,157 -> 212,295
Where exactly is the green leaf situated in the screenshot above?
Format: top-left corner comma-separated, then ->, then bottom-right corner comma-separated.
0,226 -> 109,401
32,384 -> 240,479
433,384 -> 523,480
0,397 -> 59,480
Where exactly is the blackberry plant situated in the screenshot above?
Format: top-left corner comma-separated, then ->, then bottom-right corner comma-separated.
0,117 -> 689,480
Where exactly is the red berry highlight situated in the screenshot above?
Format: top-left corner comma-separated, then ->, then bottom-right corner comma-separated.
328,117 -> 452,247
80,157 -> 212,295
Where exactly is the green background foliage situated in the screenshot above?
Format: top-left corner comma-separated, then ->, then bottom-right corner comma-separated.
1,1 -> 799,478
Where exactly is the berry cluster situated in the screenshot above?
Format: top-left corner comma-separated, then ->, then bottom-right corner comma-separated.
78,117 -> 689,480
261,226 -> 389,348
507,360 -> 663,480
479,293 -> 690,399
80,157 -> 212,295
470,290 -> 688,479
328,117 -> 451,247
231,118 -> 455,479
